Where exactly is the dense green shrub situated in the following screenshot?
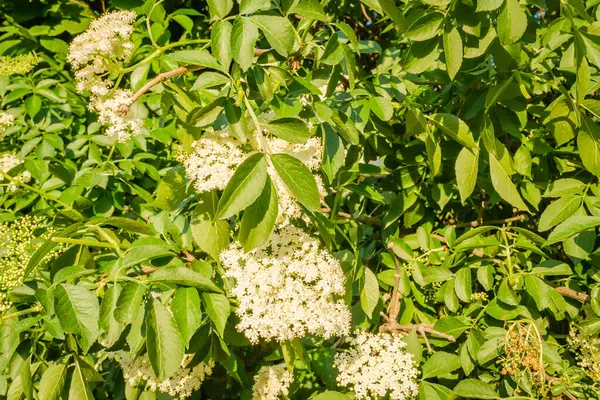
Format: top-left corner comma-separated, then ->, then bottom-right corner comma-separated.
1,0 -> 600,398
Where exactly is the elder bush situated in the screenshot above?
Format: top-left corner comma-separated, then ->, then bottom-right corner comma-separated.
0,0 -> 600,399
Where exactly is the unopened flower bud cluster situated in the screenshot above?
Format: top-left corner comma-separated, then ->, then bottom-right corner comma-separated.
116,352 -> 213,399
68,11 -> 142,142
334,331 -> 419,400
0,53 -> 37,76
567,327 -> 600,381
0,216 -> 61,302
252,364 -> 293,400
220,224 -> 351,343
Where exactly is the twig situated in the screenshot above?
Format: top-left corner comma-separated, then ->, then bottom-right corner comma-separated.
0,305 -> 41,324
379,318 -> 456,343
360,3 -> 373,24
385,244 -> 402,321
129,66 -> 203,105
321,208 -> 382,227
451,215 -> 526,228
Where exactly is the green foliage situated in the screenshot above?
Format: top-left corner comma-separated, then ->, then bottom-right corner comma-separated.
1,0 -> 600,399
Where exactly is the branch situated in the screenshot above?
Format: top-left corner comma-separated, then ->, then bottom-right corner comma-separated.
321,208 -> 382,226
385,245 -> 402,321
379,317 -> 456,350
431,233 -> 591,303
129,66 -> 203,105
451,214 -> 526,228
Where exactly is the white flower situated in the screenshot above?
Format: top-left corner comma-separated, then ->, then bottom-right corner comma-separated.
181,132 -> 248,193
0,112 -> 14,135
117,352 -> 213,399
266,136 -> 322,171
68,10 -> 136,95
252,365 -> 293,400
334,331 -> 420,400
220,224 -> 351,343
89,89 -> 143,142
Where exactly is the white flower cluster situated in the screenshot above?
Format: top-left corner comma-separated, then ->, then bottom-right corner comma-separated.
0,153 -> 31,191
334,331 -> 419,400
567,328 -> 600,381
220,224 -> 351,343
252,365 -> 293,400
180,132 -> 248,192
117,352 -> 213,399
0,112 -> 14,135
68,11 -> 142,142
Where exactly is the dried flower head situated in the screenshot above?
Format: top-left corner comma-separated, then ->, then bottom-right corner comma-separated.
252,364 -> 293,400
501,321 -> 545,389
567,327 -> 600,381
117,352 -> 213,399
220,224 -> 351,343
181,132 -> 248,193
0,53 -> 37,76
334,331 -> 419,400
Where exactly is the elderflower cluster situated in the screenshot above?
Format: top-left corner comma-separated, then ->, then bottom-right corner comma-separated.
0,216 -> 60,297
89,89 -> 143,142
0,153 -> 31,192
220,224 -> 351,343
252,365 -> 293,400
117,352 -> 213,399
334,331 -> 419,400
180,132 -> 248,192
567,327 -> 600,381
0,112 -> 14,135
68,11 -> 136,95
0,53 -> 37,76
69,11 -> 142,142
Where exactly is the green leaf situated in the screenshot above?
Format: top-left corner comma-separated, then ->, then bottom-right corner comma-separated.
211,21 -> 232,69
240,0 -> 271,14
369,96 -> 394,121
544,216 -> 600,246
360,267 -> 379,318
405,12 -> 444,42
294,0 -> 330,22
231,17 -> 259,71
202,292 -> 231,337
312,392 -> 352,400
390,237 -> 414,261
206,0 -> 233,19
54,284 -> 99,353
377,0 -> 407,32
270,153 -> 321,211
322,125 -> 345,184
215,153 -> 268,219
20,357 -> 32,400
443,26 -> 463,80
224,100 -> 249,143
453,379 -> 499,399
334,22 -> 359,51
68,360 -> 94,400
192,191 -> 230,260
524,275 -> 551,311
114,282 -> 146,324
249,15 -> 296,57
498,0 -> 527,44
121,238 -> 174,269
146,298 -> 185,380
578,116 -> 600,178
239,176 -> 278,252
422,352 -> 461,379
538,196 -> 581,232
38,363 -> 67,400
454,268 -> 472,302
150,266 -> 222,293
455,147 -> 479,203
172,287 -> 202,345
165,50 -> 222,71
543,178 -> 586,197
265,118 -> 311,144
476,0 -> 504,11
99,284 -> 123,348
489,153 -> 528,211
429,113 -> 478,148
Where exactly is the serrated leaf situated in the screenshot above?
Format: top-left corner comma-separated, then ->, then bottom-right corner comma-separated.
453,379 -> 499,399
498,0 -> 527,44
454,268 -> 472,302
150,266 -> 222,293
54,284 -> 99,353
270,153 -> 321,211
211,21 -> 232,69
422,352 -> 461,379
405,12 -> 444,42
38,363 -> 67,400
429,113 -> 478,149
578,116 -> 600,178
360,268 -> 379,318
239,176 -> 278,251
231,17 -> 259,71
172,287 -> 202,345
192,191 -> 230,260
456,147 -> 479,203
146,298 -> 185,380
215,153 -> 268,219
206,0 -> 233,19
544,216 -> 600,246
538,196 -> 581,232
489,153 -> 528,211
115,282 -> 146,324
249,15 -> 295,57
202,292 -> 230,337
265,118 -> 311,144
443,26 -> 463,80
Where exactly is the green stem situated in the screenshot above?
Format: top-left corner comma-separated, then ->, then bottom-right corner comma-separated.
0,305 -> 41,323
119,39 -> 210,74
51,237 -> 120,249
502,229 -> 514,276
0,170 -> 72,210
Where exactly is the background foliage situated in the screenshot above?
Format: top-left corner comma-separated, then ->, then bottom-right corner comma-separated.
1,0 -> 600,398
